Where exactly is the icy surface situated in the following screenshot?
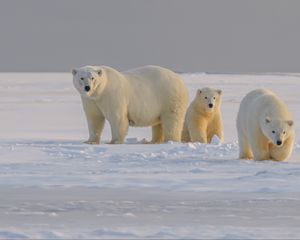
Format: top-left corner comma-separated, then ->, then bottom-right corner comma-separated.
0,72 -> 300,239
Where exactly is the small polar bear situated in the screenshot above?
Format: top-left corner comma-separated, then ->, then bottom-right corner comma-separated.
236,89 -> 295,161
72,65 -> 189,144
181,87 -> 224,143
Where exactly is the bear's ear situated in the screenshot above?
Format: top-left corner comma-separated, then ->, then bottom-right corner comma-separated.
197,89 -> 202,95
286,120 -> 294,127
216,89 -> 222,95
71,69 -> 77,76
265,116 -> 271,124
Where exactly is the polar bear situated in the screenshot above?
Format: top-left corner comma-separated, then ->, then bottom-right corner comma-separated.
181,87 -> 223,143
236,89 -> 295,161
72,65 -> 189,144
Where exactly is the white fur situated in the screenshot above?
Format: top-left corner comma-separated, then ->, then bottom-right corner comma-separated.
182,87 -> 223,143
236,89 -> 295,161
72,65 -> 189,144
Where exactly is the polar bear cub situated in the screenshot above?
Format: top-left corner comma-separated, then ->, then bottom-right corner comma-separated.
182,87 -> 224,143
72,65 -> 189,144
236,89 -> 295,161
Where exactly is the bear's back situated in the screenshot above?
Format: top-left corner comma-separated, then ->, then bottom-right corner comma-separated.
122,65 -> 188,106
238,89 -> 292,130
240,89 -> 274,115
122,65 -> 182,86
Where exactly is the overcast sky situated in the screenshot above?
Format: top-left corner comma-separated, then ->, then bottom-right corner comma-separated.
0,0 -> 300,73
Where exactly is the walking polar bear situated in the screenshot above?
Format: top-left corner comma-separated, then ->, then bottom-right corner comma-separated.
72,65 -> 189,144
236,89 -> 295,161
182,87 -> 224,143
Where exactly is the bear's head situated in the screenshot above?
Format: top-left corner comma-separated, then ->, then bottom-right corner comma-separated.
72,66 -> 106,98
261,117 -> 294,147
195,87 -> 222,113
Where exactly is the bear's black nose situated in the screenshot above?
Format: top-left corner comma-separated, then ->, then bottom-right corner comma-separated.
276,140 -> 282,146
208,103 -> 213,108
85,86 -> 90,92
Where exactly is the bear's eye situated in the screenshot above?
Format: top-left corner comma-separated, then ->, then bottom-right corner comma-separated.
91,77 -> 94,80
80,77 -> 84,81
204,97 -> 208,99
283,131 -> 286,135
213,97 -> 216,100
272,130 -> 275,134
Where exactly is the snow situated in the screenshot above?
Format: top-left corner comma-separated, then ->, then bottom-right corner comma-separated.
0,72 -> 300,239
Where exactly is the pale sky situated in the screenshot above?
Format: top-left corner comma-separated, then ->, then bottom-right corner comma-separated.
0,0 -> 300,73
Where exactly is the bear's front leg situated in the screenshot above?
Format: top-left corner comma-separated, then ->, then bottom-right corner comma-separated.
189,128 -> 207,143
82,97 -> 105,144
252,149 -> 270,161
109,115 -> 129,144
181,123 -> 191,142
208,114 -> 224,143
84,114 -> 105,144
188,122 -> 208,143
270,136 -> 294,161
250,140 -> 270,160
237,131 -> 253,159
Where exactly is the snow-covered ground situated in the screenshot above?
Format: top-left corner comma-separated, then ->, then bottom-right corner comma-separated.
0,72 -> 300,239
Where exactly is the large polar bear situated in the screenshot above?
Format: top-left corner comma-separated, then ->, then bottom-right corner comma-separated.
72,65 -> 189,144
236,89 -> 295,161
181,87 -> 223,143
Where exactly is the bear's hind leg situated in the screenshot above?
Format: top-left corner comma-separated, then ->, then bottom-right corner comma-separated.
161,112 -> 183,142
151,124 -> 164,143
